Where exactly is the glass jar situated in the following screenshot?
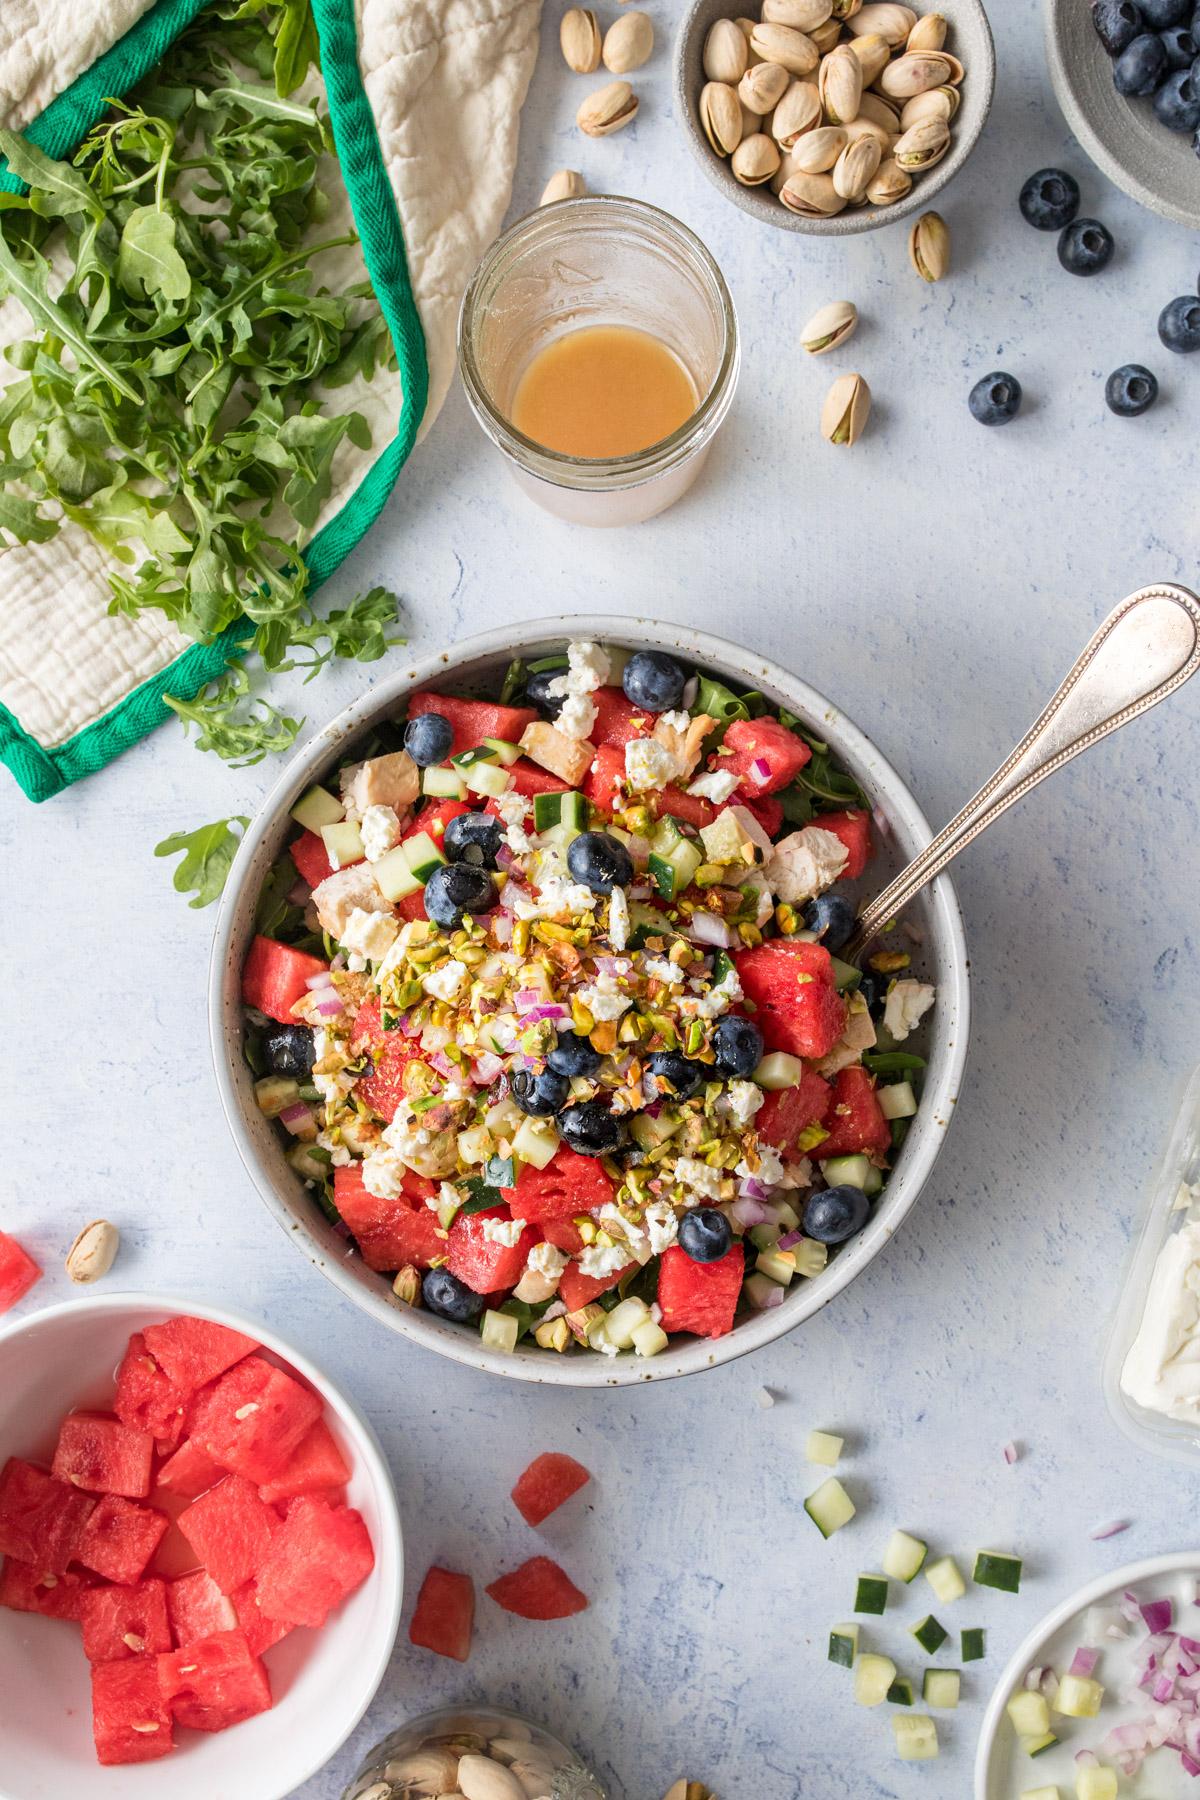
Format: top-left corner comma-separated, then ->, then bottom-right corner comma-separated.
344,1703 -> 607,1800
457,195 -> 739,527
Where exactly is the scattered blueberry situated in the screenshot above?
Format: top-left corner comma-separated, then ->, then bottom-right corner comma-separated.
443,811 -> 502,868
968,371 -> 1023,426
1092,0 -> 1145,53
1057,217 -> 1115,275
422,1268 -> 484,1322
645,1051 -> 708,1100
1159,21 -> 1198,63
1113,31 -> 1169,91
262,1023 -> 315,1078
1155,65 -> 1200,125
547,1031 -> 603,1079
711,1014 -> 764,1078
1139,0 -> 1189,25
422,861 -> 497,928
557,1100 -> 625,1157
403,710 -> 454,768
678,1207 -> 733,1264
567,830 -> 634,895
1105,362 -> 1160,414
857,970 -> 889,1016
524,667 -> 564,720
1159,293 -> 1200,350
510,1067 -> 571,1116
1018,166 -> 1080,230
804,1184 -> 872,1245
622,650 -> 688,713
802,891 -> 857,952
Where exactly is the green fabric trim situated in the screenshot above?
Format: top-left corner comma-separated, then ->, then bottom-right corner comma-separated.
0,0 -> 428,802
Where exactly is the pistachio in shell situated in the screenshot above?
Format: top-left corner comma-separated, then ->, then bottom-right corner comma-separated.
732,131 -> 782,184
749,20 -> 820,75
898,86 -> 954,127
788,123 -> 848,172
878,51 -> 953,98
800,298 -> 859,354
907,10 -> 948,52
699,80 -> 744,155
941,52 -> 966,83
779,169 -> 847,215
857,89 -> 901,130
843,31 -> 891,83
739,59 -> 790,114
603,10 -> 654,73
703,17 -> 750,82
892,113 -> 950,168
844,2 -> 917,45
841,114 -> 892,152
830,0 -> 864,15
810,17 -> 845,53
770,78 -> 822,145
577,80 -> 639,136
908,209 -> 949,279
818,43 -> 863,123
560,8 -> 602,74
866,155 -> 913,203
833,132 -> 882,199
540,168 -> 586,205
762,0 -> 833,27
821,372 -> 871,445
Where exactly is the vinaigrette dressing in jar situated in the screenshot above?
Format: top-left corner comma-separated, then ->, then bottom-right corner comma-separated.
510,324 -> 698,460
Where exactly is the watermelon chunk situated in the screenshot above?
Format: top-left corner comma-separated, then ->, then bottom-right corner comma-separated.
166,1569 -> 238,1648
657,1243 -> 745,1339
53,1414 -> 154,1499
814,807 -> 872,879
502,1146 -> 615,1224
241,935 -> 329,1026
558,1260 -> 635,1312
290,828 -> 335,890
156,1437 -> 226,1500
582,743 -> 625,818
189,1355 -> 323,1485
333,1163 -> 444,1270
350,998 -> 429,1125
177,1475 -> 280,1595
446,1205 -> 540,1295
735,940 -> 847,1060
114,1334 -> 188,1449
486,1556 -> 588,1620
511,1453 -> 591,1527
402,795 -> 473,847
80,1578 -> 172,1664
755,1070 -> 832,1153
157,1628 -> 272,1732
92,1656 -> 174,1764
743,793 -> 784,839
407,691 -> 536,758
258,1418 -> 350,1506
0,1229 -> 41,1312
254,1495 -> 374,1629
0,1457 -> 96,1569
540,1217 -> 586,1256
78,1494 -> 170,1585
409,1564 -> 474,1662
507,758 -> 572,798
231,1578 -> 292,1656
657,785 -> 716,831
817,1065 -> 892,1160
719,717 -> 813,797
589,686 -> 653,747
142,1315 -> 260,1397
0,1557 -> 93,1620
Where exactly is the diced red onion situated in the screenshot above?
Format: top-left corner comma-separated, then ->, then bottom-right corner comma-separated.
430,1051 -> 456,1078
752,1283 -> 784,1310
737,1176 -> 771,1200
1038,1669 -> 1060,1701
496,843 -> 516,870
687,911 -> 734,948
521,1004 -> 570,1023
731,1197 -> 769,1228
778,1229 -> 804,1250
315,997 -> 343,1017
542,1301 -> 567,1321
1143,1600 -> 1175,1636
1184,1751 -> 1200,1777
279,1102 -> 315,1136
1091,1519 -> 1131,1540
1025,1666 -> 1049,1692
288,877 -> 310,905
401,1013 -> 421,1037
1074,1749 -> 1099,1768
492,912 -> 513,945
305,971 -> 334,990
1154,1674 -> 1178,1703
1070,1647 -> 1101,1678
750,757 -> 771,786
515,987 -> 542,1007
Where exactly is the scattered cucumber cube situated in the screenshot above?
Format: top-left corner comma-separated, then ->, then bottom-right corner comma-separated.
878,1079 -> 917,1120
911,1615 -> 948,1655
533,789 -> 587,832
1019,1789 -> 1061,1800
755,1247 -> 796,1286
480,1309 -> 519,1354
1053,1674 -> 1103,1719
744,1272 -> 785,1311
922,1669 -> 960,1710
1026,1732 -> 1058,1757
892,1714 -> 938,1761
511,1116 -> 559,1170
648,838 -> 702,902
961,1628 -> 986,1663
887,1676 -> 914,1706
806,1429 -> 844,1467
853,1652 -> 896,1708
372,844 -> 422,902
828,1623 -> 859,1668
422,765 -> 467,799
1075,1769 -> 1117,1800
632,1318 -> 669,1358
830,955 -> 862,991
974,1550 -> 1022,1593
855,1575 -> 889,1615
286,1142 -> 329,1182
924,1556 -> 966,1604
463,759 -> 512,799
255,1075 -> 300,1118
291,784 -> 344,831
804,1476 -> 856,1538
629,1110 -> 683,1152
752,1051 -> 805,1090
320,819 -> 365,869
883,1530 -> 928,1584
604,1297 -> 651,1349
403,830 -> 447,882
480,736 -> 522,766
820,1154 -> 872,1191
1007,1691 -> 1051,1738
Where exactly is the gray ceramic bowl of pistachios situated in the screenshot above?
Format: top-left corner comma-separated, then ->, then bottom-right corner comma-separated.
675,0 -> 995,236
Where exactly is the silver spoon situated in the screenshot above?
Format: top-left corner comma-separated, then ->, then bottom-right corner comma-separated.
845,582 -> 1200,961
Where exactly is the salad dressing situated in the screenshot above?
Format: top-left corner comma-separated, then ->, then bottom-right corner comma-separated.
510,325 -> 697,459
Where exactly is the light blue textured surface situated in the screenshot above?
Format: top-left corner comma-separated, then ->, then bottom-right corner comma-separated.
2,1 -> 1199,1795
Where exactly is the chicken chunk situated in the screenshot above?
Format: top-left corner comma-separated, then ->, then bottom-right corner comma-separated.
762,826 -> 848,905
312,863 -> 393,939
340,751 -> 419,820
519,720 -> 594,786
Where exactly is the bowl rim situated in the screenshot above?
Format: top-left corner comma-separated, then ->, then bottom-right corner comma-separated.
208,614 -> 971,1386
673,0 -> 996,237
0,1288 -> 404,1800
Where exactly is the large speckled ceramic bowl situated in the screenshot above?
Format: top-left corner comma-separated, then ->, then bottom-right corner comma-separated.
210,617 -> 970,1387
675,0 -> 995,237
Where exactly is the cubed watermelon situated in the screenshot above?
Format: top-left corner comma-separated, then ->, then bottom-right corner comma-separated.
511,1453 -> 591,1527
743,794 -> 784,839
231,1578 -> 292,1656
540,1217 -> 586,1256
254,1495 -> 374,1629
502,1146 -> 615,1224
719,717 -> 813,797
657,1243 -> 745,1339
814,807 -> 872,879
157,1628 -> 272,1732
141,1315 -> 260,1397
558,1260 -> 635,1312
290,828 -> 335,890
657,785 -> 716,831
114,1334 -> 188,1449
506,758 -> 572,799
241,935 -> 329,1025
258,1419 -> 350,1506
177,1475 -> 280,1595
817,1065 -> 892,1160
582,743 -> 625,817
0,1457 -> 96,1569
80,1578 -> 172,1664
78,1494 -> 170,1585
350,998 -> 428,1125
0,1557 -> 93,1620
166,1569 -> 238,1648
755,1070 -> 832,1152
402,796 -> 473,846
735,940 -> 847,1060
53,1414 -> 154,1499
333,1163 -> 444,1270
92,1656 -> 174,1764
407,692 -> 536,757
409,1564 -> 474,1662
156,1437 -> 226,1500
189,1355 -> 323,1485
0,1230 -> 41,1312
589,686 -> 653,747
447,1205 -> 540,1296
485,1556 -> 588,1620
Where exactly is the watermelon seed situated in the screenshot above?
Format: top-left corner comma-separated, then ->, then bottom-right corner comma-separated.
234,1403 -> 259,1420
131,1723 -> 159,1734
122,1633 -> 145,1652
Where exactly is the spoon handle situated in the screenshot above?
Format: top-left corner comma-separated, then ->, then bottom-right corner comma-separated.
846,583 -> 1200,960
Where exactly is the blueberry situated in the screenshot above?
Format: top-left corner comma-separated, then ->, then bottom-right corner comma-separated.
1155,64 -> 1200,123
510,1067 -> 571,1117
1018,166 -> 1080,230
678,1207 -> 733,1264
422,1267 -> 484,1322
1139,0 -> 1188,23
558,1100 -> 625,1157
1057,217 -> 1114,275
443,811 -> 502,869
803,1184 -> 871,1245
423,861 -> 497,928
1113,31 -> 1168,90
968,371 -> 1023,426
1105,362 -> 1160,414
403,710 -> 454,768
802,892 -> 857,952
857,970 -> 888,1016
711,1014 -> 764,1079
567,830 -> 634,895
1159,293 -> 1200,350
1092,0 -> 1145,53
525,667 -> 564,720
1160,21 -> 1198,63
262,1023 -> 315,1078
546,1031 -> 603,1079
645,1051 -> 708,1100
622,650 -> 688,713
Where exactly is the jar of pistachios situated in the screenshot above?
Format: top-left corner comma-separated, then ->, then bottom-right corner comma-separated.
344,1704 -> 608,1800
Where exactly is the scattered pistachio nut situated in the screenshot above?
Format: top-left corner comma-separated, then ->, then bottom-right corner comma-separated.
577,80 -> 638,136
66,1219 -> 119,1284
603,10 -> 654,73
899,85 -> 953,127
770,78 -> 822,144
878,49 -> 953,97
821,371 -> 871,444
892,113 -> 950,168
844,29 -> 891,82
560,7 -> 602,73
749,20 -> 820,74
732,130 -> 782,184
762,0 -> 832,27
833,132 -> 881,199
907,8 -> 947,51
392,1263 -> 422,1304
844,2 -> 917,44
817,42 -> 863,122
867,154 -> 913,203
739,58 -> 790,112
700,80 -> 744,155
779,168 -> 846,214
788,122 -> 847,172
800,297 -> 858,353
662,1785 -> 717,1800
703,16 -> 750,81
908,208 -> 949,279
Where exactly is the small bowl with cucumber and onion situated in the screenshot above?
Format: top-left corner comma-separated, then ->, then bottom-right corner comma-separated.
210,619 -> 969,1385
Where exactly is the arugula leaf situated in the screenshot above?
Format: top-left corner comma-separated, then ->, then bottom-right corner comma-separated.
271,0 -> 321,96
0,486 -> 55,545
163,664 -> 302,764
863,1051 -> 926,1075
117,206 -> 192,302
154,814 -> 249,906
282,587 -> 404,680
0,129 -> 103,221
0,233 -> 140,401
693,673 -> 750,728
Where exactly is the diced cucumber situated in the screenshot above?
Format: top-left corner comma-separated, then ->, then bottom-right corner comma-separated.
755,1248 -> 795,1286
1018,1789 -> 1061,1800
627,901 -> 667,948
743,1273 -> 784,1310
1007,1692 -> 1051,1738
464,759 -> 512,799
820,1154 -> 872,1190
1076,1770 -> 1117,1800
794,1239 -> 828,1277
830,955 -> 862,991
883,1530 -> 927,1584
911,1615 -> 947,1655
752,1051 -> 805,1090
887,1676 -> 915,1706
423,764 -> 467,799
1026,1733 -> 1058,1757
632,1318 -> 669,1358
924,1556 -> 966,1605
605,1297 -> 650,1349
480,736 -> 523,766
854,1653 -> 896,1708
855,1575 -> 888,1615
804,1476 -> 856,1538
922,1669 -> 959,1710
893,1715 -> 938,1761
648,838 -> 702,902
828,1623 -> 859,1668
748,1222 -> 782,1252
878,1080 -> 917,1120
512,1116 -> 560,1169
403,830 -> 447,881
286,1143 -> 330,1182
320,819 -> 365,869
532,789 -> 587,832
451,744 -> 497,770
291,784 -> 344,831
974,1550 -> 1022,1593
630,1110 -> 683,1152
649,816 -> 684,854
255,1075 -> 300,1118
806,1429 -> 844,1467
961,1627 -> 985,1663
1053,1674 -> 1103,1719
862,1163 -> 884,1196
373,844 -> 423,901
480,1309 -> 519,1355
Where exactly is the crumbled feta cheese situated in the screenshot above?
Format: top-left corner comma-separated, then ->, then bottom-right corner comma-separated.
688,768 -> 739,804
578,1244 -> 630,1280
527,1241 -> 568,1280
763,827 -> 849,905
555,690 -> 598,741
815,995 -> 877,1076
493,786 -> 535,855
481,1216 -> 525,1247
361,1147 -> 408,1200
739,1145 -> 784,1187
625,736 -> 681,793
517,877 -> 596,921
756,1387 -> 776,1409
683,965 -> 743,1018
578,976 -> 631,1021
780,1158 -> 814,1190
607,884 -> 629,951
723,1079 -> 765,1127
548,640 -> 610,699
643,956 -> 683,985
360,803 -> 401,862
423,959 -> 468,1002
436,1181 -> 460,1213
883,978 -> 935,1043
315,1131 -> 351,1167
673,1156 -> 723,1201
340,906 -> 399,968
658,710 -> 691,736
644,1199 -> 680,1255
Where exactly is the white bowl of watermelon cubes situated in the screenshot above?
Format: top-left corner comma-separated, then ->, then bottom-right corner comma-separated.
211,617 -> 970,1386
0,1294 -> 401,1798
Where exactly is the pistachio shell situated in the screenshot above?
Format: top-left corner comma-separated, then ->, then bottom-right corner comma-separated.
539,169 -> 586,206
382,1750 -> 461,1794
787,122 -> 848,172
898,86 -> 953,127
699,80 -> 744,155
844,3 -> 917,45
762,0 -> 833,27
908,208 -> 949,280
603,10 -> 653,73
732,130 -> 782,184
739,59 -> 790,114
577,79 -> 638,135
866,154 -> 913,203
878,51 -> 953,98
560,8 -> 601,74
820,371 -> 871,445
841,114 -> 892,151
800,298 -> 859,354
770,78 -> 822,144
778,169 -> 846,215
749,20 -> 820,75
892,113 -> 950,168
457,1759 -> 527,1800
833,131 -> 881,198
818,43 -> 863,123
703,17 -> 749,82
66,1219 -> 119,1284
811,17 -> 844,52
940,51 -> 966,83
844,31 -> 891,83
907,11 -> 947,52
830,0 -> 864,15
857,89 -> 900,129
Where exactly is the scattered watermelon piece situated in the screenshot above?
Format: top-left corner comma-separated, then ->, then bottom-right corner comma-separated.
816,1064 -> 892,1160
289,828 -> 335,890
409,1564 -> 474,1662
0,1557 -> 93,1620
719,716 -> 813,797
231,1578 -> 292,1657
511,1453 -> 591,1527
241,934 -> 329,1025
156,1437 -> 226,1500
558,1260 -> 635,1313
743,793 -> 784,838
582,743 -> 625,818
141,1316 -> 260,1397
52,1414 -> 155,1500
402,796 -> 473,847
157,1628 -> 272,1732
0,1457 -> 96,1569
656,784 -> 716,831
254,1495 -> 374,1629
506,758 -> 572,798
77,1494 -> 170,1585
176,1475 -> 280,1596
735,939 -> 847,1061
407,691 -> 536,757
188,1355 -> 322,1485
814,807 -> 872,879
113,1334 -> 188,1449
485,1556 -> 588,1621
503,1145 -> 615,1223
446,1205 -> 540,1296
656,1243 -> 745,1339
92,1655 -> 174,1764
540,1217 -> 586,1256
588,686 -> 653,748
166,1569 -> 238,1649
755,1070 -> 832,1152
350,998 -> 430,1125
333,1162 -> 444,1270
80,1578 -> 172,1664
0,1230 -> 41,1312
258,1418 -> 350,1506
